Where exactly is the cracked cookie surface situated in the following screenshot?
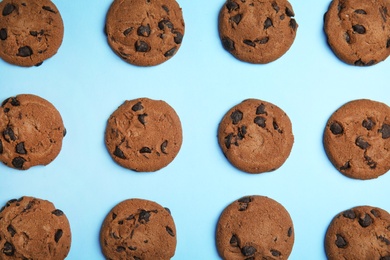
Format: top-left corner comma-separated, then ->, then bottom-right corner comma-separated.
324,0 -> 390,66
105,98 -> 182,172
324,99 -> 390,179
216,195 -> 294,260
0,0 -> 64,67
100,198 -> 177,260
0,196 -> 71,259
325,206 -> 390,259
218,99 -> 294,173
105,0 -> 185,66
0,94 -> 65,170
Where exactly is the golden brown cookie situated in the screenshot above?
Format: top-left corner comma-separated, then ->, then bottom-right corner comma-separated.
0,94 -> 66,170
105,0 -> 185,66
0,0 -> 64,67
100,198 -> 177,260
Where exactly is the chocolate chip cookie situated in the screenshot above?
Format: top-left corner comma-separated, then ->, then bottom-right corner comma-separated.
325,206 -> 390,259
105,98 -> 182,172
324,0 -> 390,66
100,198 -> 177,260
323,99 -> 390,179
218,0 -> 298,64
216,195 -> 295,259
218,99 -> 294,173
105,0 -> 185,66
0,0 -> 64,67
0,94 -> 66,170
0,196 -> 72,259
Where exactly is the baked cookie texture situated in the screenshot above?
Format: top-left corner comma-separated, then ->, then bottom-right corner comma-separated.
0,196 -> 72,259
105,0 -> 185,66
105,98 -> 182,172
218,99 -> 294,173
325,206 -> 390,259
100,198 -> 177,260
0,94 -> 66,170
216,195 -> 294,260
0,0 -> 64,67
324,99 -> 390,180
324,0 -> 390,66
218,0 -> 298,64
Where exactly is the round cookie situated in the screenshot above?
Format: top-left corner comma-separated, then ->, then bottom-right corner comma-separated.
218,99 -> 294,173
0,94 -> 66,170
100,198 -> 177,260
0,0 -> 64,67
105,0 -> 185,66
0,196 -> 72,259
323,99 -> 390,180
216,195 -> 294,259
324,0 -> 390,66
325,206 -> 390,259
105,98 -> 182,172
218,0 -> 298,64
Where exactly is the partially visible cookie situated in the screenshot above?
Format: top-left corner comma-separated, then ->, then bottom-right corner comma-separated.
0,196 -> 72,259
0,0 -> 64,67
323,99 -> 390,179
105,98 -> 182,172
100,198 -> 177,260
218,0 -> 298,64
105,0 -> 185,66
325,206 -> 390,259
218,99 -> 294,173
0,94 -> 66,170
324,0 -> 390,66
216,195 -> 294,259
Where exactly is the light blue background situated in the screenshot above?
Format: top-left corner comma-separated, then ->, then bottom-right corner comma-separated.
1,0 -> 390,259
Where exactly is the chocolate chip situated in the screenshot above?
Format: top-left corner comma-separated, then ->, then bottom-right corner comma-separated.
173,31 -> 183,44
231,14 -> 242,25
158,20 -> 173,30
42,6 -> 56,13
128,246 -> 137,250
116,246 -> 126,252
256,104 -> 266,114
330,122 -> 343,135
354,59 -> 375,66
123,27 -> 134,36
362,118 -> 375,130
354,9 -> 367,14
387,39 -> 390,48
164,47 -> 177,57
264,18 -> 273,29
243,40 -> 255,47
231,110 -> 243,125
238,126 -> 247,139
7,225 -> 16,237
371,209 -> 381,217
138,210 -> 151,223
287,227 -> 293,237
12,157 -> 26,169
273,120 -> 282,133
225,133 -> 238,149
0,28 -> 7,40
135,41 -> 149,52
52,209 -> 64,216
113,146 -> 126,159
379,124 -> 390,139
380,6 -> 388,22
285,7 -> 295,17
162,5 -> 169,13
271,249 -> 281,256
230,234 -> 239,247
3,127 -> 16,142
138,113 -> 147,125
2,242 -> 15,256
17,46 -> 33,57
335,234 -> 347,248
352,24 -> 366,34
355,136 -> 370,149
54,229 -> 63,243
16,142 -> 27,154
272,2 -> 280,12
254,116 -> 266,128
2,4 -> 15,16
359,213 -> 373,227
280,14 -> 285,20
140,147 -> 151,153
241,246 -> 256,256
345,32 -> 351,43
132,102 -> 143,111
289,19 -> 298,30
256,37 -> 269,44
161,140 -> 168,154
380,256 -> 390,260
238,196 -> 252,203
379,235 -> 390,245
112,213 -> 117,220
364,155 -> 377,169
63,128 -> 67,137
0,140 -> 3,154
238,196 -> 251,211
343,209 -> 356,219
166,226 -> 175,237
137,24 -> 151,37
226,1 -> 239,12
340,161 -> 351,171
222,37 -> 235,51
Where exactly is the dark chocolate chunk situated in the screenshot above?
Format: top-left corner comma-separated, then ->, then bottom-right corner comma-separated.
113,146 -> 126,159
138,210 -> 151,223
3,127 -> 16,142
254,116 -> 266,127
123,27 -> 134,36
287,227 -> 293,237
16,142 -> 27,154
364,155 -> 377,169
335,234 -> 347,248
354,9 -> 367,14
0,28 -> 7,40
166,226 -> 175,237
162,5 -> 169,13
345,32 -> 351,43
241,246 -> 256,256
340,161 -> 351,171
2,242 -> 15,256
355,136 -> 370,149
135,41 -> 150,52
243,39 -> 255,47
272,2 -> 280,12
0,140 -> 3,154
256,104 -> 266,114
379,235 -> 390,245
173,31 -> 183,44
371,209 -> 381,218
379,124 -> 390,139
54,229 -> 63,243
12,157 -> 26,169
158,20 -> 173,30
132,102 -> 143,111
164,47 -> 176,57
42,6 -> 56,13
2,4 -> 15,16
140,147 -> 152,153
256,37 -> 269,44
116,246 -> 126,252
137,24 -> 151,37
362,118 -> 375,130
7,225 -> 16,237
138,113 -> 147,125
387,39 -> 390,48
285,7 -> 295,17
10,97 -> 19,106
380,6 -> 388,22
222,37 -> 235,51
352,24 -> 366,34
231,14 -> 242,25
225,133 -> 238,149
52,209 -> 64,216
380,256 -> 390,260
289,19 -> 298,30
343,209 -> 356,219
330,122 -> 343,135
226,0 -> 239,12
237,126 -> 247,139
128,246 -> 137,250
17,46 -> 33,57
231,110 -> 243,125
358,213 -> 373,227
271,249 -> 281,256
238,196 -> 252,203
264,18 -> 273,29
273,121 -> 282,133
230,234 -> 239,247
161,140 -> 168,154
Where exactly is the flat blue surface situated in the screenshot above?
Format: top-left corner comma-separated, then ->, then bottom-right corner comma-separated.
1,0 -> 390,259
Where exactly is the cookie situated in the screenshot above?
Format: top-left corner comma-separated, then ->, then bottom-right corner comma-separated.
325,205 -> 390,259
323,99 -> 390,180
324,0 -> 390,66
0,196 -> 71,259
216,195 -> 294,259
100,198 -> 177,260
0,0 -> 64,67
218,0 -> 298,64
218,99 -> 294,173
0,94 -> 66,170
105,0 -> 185,66
105,98 -> 182,172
